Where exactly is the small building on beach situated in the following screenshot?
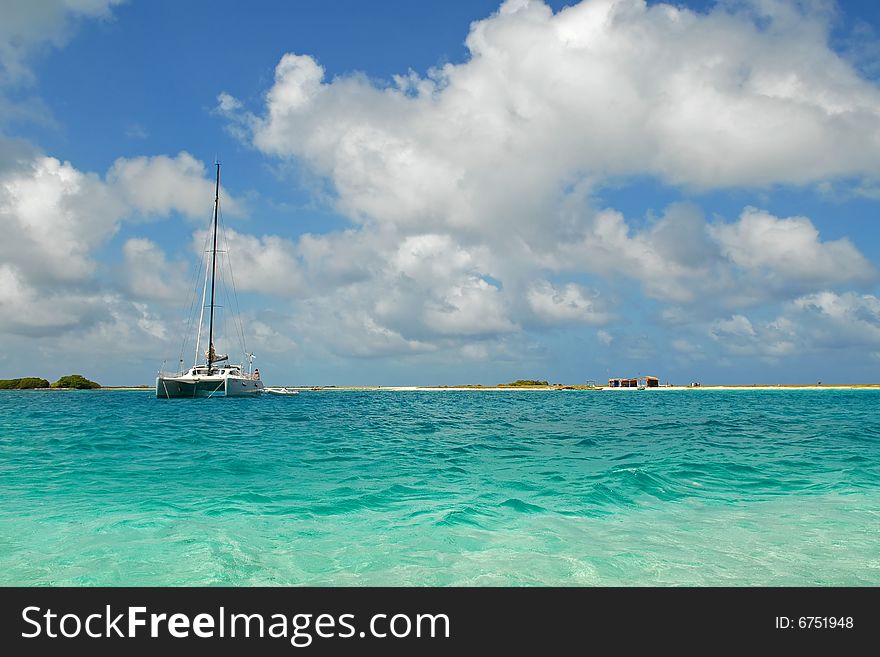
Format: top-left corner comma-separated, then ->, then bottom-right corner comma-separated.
607,376 -> 660,388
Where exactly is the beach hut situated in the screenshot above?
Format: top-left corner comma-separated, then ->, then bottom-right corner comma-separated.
608,377 -> 638,388
639,376 -> 660,388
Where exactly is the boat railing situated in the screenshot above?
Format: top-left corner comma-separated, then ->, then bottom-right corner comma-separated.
157,366 -> 263,380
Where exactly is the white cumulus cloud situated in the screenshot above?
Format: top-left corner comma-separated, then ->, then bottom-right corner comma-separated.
108,152 -> 243,220
707,291 -> 880,361
213,0 -> 880,361
121,238 -> 189,303
712,207 -> 875,287
0,156 -> 124,283
237,0 -> 880,215
0,0 -> 124,84
527,280 -> 611,325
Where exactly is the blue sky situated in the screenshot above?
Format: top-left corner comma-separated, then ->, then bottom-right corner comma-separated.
2,0 -> 880,385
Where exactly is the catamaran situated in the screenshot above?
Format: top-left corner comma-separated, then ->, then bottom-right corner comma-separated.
156,162 -> 264,398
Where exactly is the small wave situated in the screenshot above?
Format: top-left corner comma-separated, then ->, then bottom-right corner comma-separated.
585,483 -> 636,508
499,498 -> 546,514
227,492 -> 275,504
303,454 -> 356,464
645,421 -> 685,431
435,506 -> 494,528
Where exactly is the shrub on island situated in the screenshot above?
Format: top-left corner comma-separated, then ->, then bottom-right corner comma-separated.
51,374 -> 101,389
503,379 -> 550,387
0,377 -> 51,389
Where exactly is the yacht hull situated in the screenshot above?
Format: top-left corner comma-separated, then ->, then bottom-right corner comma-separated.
156,375 -> 264,398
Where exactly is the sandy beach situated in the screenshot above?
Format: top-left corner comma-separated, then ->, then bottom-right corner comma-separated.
44,383 -> 879,392
279,384 -> 880,392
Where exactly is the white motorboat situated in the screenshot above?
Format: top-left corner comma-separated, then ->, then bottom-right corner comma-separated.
264,387 -> 300,396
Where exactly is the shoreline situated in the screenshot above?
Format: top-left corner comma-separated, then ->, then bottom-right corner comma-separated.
301,384 -> 880,391
7,384 -> 880,392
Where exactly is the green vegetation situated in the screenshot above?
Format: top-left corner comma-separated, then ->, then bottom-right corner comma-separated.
0,374 -> 101,390
501,379 -> 550,387
0,377 -> 51,389
51,374 -> 101,389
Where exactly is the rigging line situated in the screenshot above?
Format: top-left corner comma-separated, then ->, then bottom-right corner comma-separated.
194,222 -> 214,367
220,258 -> 244,359
226,252 -> 247,358
177,227 -> 211,369
186,228 -> 212,339
217,206 -> 247,356
218,205 -> 248,356
216,259 -> 235,359
219,254 -> 247,361
178,231 -> 208,361
219,264 -> 228,351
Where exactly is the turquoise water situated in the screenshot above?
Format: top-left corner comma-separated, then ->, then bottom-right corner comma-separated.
1,389 -> 878,586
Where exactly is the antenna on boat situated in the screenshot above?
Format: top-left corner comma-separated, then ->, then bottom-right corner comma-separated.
206,160 -> 221,371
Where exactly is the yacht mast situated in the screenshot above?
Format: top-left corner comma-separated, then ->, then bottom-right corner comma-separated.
207,161 -> 220,368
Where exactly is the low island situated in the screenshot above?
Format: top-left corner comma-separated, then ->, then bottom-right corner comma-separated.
0,374 -> 100,390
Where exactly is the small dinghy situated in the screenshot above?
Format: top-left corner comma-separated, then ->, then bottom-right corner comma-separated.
264,387 -> 300,395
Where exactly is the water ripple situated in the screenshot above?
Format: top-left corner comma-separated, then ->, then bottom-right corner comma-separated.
0,389 -> 878,585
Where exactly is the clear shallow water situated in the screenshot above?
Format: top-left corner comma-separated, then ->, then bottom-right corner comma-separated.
0,389 -> 878,586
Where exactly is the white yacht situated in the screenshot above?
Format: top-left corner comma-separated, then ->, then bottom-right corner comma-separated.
156,162 -> 265,398
156,361 -> 264,398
